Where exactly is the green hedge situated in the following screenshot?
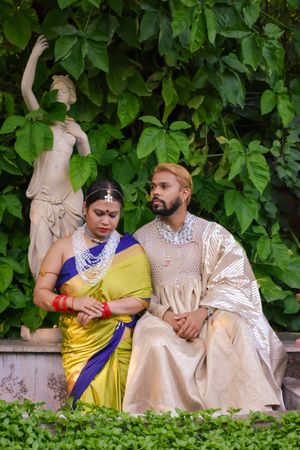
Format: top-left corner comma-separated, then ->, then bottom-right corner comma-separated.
0,0 -> 300,336
1,400 -> 300,449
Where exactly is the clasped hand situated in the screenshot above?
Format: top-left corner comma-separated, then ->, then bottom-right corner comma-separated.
73,296 -> 104,326
163,308 -> 207,340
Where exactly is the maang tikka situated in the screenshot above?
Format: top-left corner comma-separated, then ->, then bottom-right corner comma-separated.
104,189 -> 113,203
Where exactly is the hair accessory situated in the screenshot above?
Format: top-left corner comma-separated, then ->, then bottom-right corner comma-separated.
104,189 -> 113,203
85,188 -> 124,201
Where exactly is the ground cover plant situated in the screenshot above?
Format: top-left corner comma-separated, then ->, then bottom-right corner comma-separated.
0,0 -> 299,336
0,399 -> 300,449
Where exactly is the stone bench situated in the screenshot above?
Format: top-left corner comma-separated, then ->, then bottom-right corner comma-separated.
0,333 -> 299,410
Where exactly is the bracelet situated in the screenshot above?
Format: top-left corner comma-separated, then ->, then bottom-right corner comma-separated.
52,295 -> 67,312
203,306 -> 214,320
61,296 -> 68,312
102,302 -> 112,319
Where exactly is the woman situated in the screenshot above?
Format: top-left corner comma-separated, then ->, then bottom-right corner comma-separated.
34,178 -> 152,410
21,35 -> 91,279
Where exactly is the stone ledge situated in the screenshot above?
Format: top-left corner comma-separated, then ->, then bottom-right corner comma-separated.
0,339 -> 61,353
0,332 -> 299,354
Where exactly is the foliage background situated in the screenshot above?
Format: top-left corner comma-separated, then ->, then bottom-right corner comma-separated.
0,0 -> 299,337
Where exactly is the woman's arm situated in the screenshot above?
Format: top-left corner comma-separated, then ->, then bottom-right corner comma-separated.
21,35 -> 49,111
76,297 -> 146,326
34,238 -> 103,315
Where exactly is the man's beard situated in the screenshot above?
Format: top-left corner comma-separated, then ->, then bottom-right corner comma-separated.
150,197 -> 182,216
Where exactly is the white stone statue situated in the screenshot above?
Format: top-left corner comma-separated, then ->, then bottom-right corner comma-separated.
21,35 -> 91,279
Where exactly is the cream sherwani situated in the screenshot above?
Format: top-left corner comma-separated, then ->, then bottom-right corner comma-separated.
123,217 -> 287,414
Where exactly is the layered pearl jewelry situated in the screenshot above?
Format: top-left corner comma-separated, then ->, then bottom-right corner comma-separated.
72,225 -> 120,285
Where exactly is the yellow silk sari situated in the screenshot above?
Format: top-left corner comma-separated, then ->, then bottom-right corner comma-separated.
57,234 -> 152,410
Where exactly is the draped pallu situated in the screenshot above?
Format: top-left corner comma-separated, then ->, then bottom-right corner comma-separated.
56,234 -> 152,410
123,218 -> 287,414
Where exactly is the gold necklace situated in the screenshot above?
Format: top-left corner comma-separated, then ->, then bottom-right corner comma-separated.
84,224 -> 109,244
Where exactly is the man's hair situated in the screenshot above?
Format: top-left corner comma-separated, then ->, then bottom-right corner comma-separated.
153,163 -> 193,205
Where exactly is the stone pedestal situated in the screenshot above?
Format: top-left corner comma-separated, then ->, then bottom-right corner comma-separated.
0,340 -> 66,410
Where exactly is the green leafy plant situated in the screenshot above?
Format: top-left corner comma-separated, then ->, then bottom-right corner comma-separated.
1,400 -> 300,449
0,0 -> 299,336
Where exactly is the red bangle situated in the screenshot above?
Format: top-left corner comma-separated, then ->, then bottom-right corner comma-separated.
61,296 -> 68,312
52,294 -> 67,312
53,294 -> 64,311
102,302 -> 112,319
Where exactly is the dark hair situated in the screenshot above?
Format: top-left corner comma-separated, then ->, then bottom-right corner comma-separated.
85,178 -> 124,207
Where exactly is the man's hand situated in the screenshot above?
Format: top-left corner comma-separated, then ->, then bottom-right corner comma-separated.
175,308 -> 208,340
162,310 -> 186,333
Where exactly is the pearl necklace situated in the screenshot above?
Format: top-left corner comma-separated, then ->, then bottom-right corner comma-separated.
72,225 -> 120,285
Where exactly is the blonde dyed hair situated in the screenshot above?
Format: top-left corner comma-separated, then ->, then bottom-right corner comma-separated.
153,163 -> 193,205
50,75 -> 76,105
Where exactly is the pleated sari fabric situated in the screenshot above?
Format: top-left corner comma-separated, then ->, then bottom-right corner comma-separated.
56,233 -> 152,410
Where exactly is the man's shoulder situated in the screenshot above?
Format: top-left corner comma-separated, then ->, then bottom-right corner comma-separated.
133,221 -> 156,243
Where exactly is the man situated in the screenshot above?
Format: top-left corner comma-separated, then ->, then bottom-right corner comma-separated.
123,163 -> 287,414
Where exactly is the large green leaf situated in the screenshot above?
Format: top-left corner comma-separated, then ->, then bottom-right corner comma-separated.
228,154 -> 245,180
140,11 -> 160,42
170,131 -> 190,160
241,34 -> 261,70
137,127 -> 161,158
21,305 -> 47,331
112,157 -> 136,184
69,154 -> 92,192
0,295 -> 10,314
139,116 -> 163,128
261,89 -> 276,115
257,236 -> 271,261
15,122 -> 53,165
117,91 -> 140,128
224,190 -> 258,232
222,53 -> 247,73
204,6 -> 216,45
190,10 -> 206,52
60,40 -> 85,80
222,71 -> 245,107
54,35 -> 77,61
0,262 -> 13,294
243,2 -> 260,28
3,194 -> 22,219
0,115 -> 26,134
162,78 -> 178,122
257,274 -> 289,302
171,6 -> 193,38
268,255 -> 300,288
3,11 -> 31,49
277,94 -> 295,127
154,131 -> 181,163
246,152 -> 270,194
86,40 -> 109,73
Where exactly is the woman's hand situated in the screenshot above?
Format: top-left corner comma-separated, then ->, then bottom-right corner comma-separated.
32,35 -> 49,59
73,296 -> 104,315
77,311 -> 103,326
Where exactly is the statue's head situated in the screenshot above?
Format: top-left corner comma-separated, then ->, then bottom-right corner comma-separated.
50,75 -> 76,109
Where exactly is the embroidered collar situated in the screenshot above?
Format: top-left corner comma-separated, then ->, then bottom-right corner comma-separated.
155,212 -> 196,245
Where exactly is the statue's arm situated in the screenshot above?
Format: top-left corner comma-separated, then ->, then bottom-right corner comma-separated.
64,118 -> 91,156
21,35 -> 49,112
